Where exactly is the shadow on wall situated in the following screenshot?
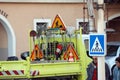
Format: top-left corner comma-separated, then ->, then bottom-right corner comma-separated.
0,48 -> 8,60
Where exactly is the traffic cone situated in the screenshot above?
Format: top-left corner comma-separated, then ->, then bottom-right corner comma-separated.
68,52 -> 74,62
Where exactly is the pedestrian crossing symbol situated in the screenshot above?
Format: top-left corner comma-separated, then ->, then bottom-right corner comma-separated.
91,37 -> 103,52
89,34 -> 106,56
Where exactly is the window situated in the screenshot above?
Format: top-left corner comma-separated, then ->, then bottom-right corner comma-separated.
106,45 -> 119,56
76,19 -> 89,34
84,39 -> 89,51
34,19 -> 51,37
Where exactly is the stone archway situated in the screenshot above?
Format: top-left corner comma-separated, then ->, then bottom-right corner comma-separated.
0,15 -> 16,57
107,13 -> 120,42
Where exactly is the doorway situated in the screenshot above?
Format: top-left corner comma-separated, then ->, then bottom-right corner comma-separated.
107,15 -> 120,42
0,15 -> 16,60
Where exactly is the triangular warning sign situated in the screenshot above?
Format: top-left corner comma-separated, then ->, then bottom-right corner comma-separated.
51,14 -> 66,31
63,44 -> 79,61
91,37 -> 104,52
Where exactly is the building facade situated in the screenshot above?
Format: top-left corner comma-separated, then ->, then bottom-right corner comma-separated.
0,0 -> 120,60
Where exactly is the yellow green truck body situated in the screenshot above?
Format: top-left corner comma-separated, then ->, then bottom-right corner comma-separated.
0,29 -> 91,80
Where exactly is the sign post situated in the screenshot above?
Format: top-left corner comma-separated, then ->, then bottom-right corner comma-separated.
97,0 -> 106,80
89,0 -> 106,80
89,34 -> 106,80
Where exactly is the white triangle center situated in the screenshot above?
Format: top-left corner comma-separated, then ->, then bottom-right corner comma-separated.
90,37 -> 104,52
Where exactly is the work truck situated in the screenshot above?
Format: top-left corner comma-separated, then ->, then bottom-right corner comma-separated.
0,27 -> 91,80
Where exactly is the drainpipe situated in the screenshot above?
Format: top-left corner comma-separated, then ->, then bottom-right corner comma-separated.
89,18 -> 95,33
86,0 -> 96,33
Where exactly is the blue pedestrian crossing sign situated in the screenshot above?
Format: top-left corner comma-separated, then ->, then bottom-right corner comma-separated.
89,34 -> 106,56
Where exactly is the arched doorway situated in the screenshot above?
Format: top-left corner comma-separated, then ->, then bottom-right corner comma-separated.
106,14 -> 120,42
0,15 -> 16,60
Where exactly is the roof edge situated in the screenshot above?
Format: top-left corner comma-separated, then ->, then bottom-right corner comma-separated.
0,0 -> 97,3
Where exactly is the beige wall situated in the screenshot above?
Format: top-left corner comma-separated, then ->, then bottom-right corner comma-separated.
0,3 -> 120,59
0,3 -> 87,58
104,4 -> 120,20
